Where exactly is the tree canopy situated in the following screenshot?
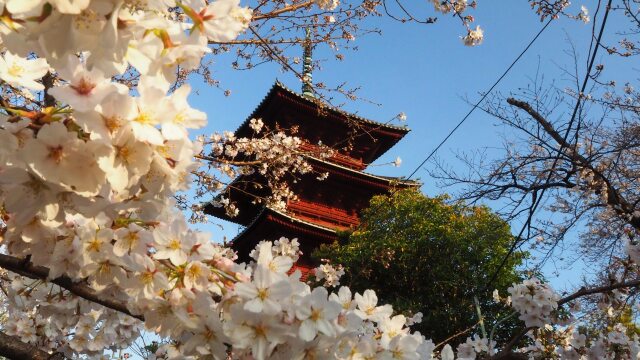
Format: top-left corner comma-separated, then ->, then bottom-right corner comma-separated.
315,189 -> 527,343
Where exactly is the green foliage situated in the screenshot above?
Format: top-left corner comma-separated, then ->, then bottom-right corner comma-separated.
315,189 -> 526,344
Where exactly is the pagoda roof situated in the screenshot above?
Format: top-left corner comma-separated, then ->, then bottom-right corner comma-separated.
232,81 -> 410,165
229,206 -> 338,261
236,81 -> 410,134
233,206 -> 337,243
307,156 -> 420,188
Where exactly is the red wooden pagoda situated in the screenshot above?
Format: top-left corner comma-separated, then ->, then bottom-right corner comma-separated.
205,36 -> 417,275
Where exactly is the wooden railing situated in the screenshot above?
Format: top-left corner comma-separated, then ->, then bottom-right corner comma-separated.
287,200 -> 359,228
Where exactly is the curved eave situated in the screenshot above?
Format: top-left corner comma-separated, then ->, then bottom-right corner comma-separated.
306,156 -> 421,189
270,207 -> 338,235
273,81 -> 410,132
229,206 -> 337,252
235,81 -> 410,136
230,206 -> 268,244
202,201 -> 259,226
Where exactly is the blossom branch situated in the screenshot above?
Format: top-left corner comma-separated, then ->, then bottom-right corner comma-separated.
194,153 -> 266,166
487,326 -> 535,360
252,1 -> 314,20
209,37 -> 344,45
558,278 -> 640,306
434,321 -> 480,350
0,254 -> 143,321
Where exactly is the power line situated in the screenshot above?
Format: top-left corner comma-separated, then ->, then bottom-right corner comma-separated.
320,10 -> 552,184
404,16 -> 554,181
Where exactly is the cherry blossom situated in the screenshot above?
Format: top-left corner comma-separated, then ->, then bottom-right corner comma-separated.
508,277 -> 560,328
129,77 -> 171,145
315,0 -> 339,11
0,52 -> 49,90
7,0 -> 91,15
295,287 -> 342,341
153,220 -> 192,266
99,128 -> 154,192
114,223 -> 153,257
462,25 -> 484,46
252,240 -> 295,275
354,289 -> 393,323
161,84 -> 207,140
315,262 -> 345,287
234,266 -> 292,315
21,121 -> 107,196
124,254 -> 170,301
182,0 -> 253,42
49,55 -> 125,112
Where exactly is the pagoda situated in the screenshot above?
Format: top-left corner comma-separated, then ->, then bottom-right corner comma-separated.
205,32 -> 417,275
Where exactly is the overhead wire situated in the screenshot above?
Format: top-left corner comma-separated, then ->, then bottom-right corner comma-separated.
406,17 -> 555,181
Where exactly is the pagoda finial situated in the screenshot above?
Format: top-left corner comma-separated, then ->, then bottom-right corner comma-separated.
302,27 -> 314,99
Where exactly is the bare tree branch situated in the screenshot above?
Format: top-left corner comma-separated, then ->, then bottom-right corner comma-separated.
507,97 -> 640,231
558,278 -> 640,306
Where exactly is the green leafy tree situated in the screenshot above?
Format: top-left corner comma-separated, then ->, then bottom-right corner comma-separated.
315,189 -> 526,344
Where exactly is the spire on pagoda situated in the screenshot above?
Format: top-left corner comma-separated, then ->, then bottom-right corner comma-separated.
301,27 -> 314,99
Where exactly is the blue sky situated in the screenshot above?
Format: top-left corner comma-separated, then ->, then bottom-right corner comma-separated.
186,0 -> 632,291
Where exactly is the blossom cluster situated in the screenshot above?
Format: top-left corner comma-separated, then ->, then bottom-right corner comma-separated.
453,335 -> 492,360
429,0 -> 483,46
517,324 -> 640,359
315,0 -> 340,11
0,0 -> 253,357
196,123 -> 321,215
446,276 -> 640,360
150,240 -> 434,359
3,273 -> 140,355
314,262 -> 345,287
508,277 -> 561,327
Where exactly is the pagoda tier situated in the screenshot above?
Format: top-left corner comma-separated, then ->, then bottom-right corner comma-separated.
204,155 -> 418,226
230,207 -> 337,264
205,80 -> 417,269
233,82 -> 410,169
